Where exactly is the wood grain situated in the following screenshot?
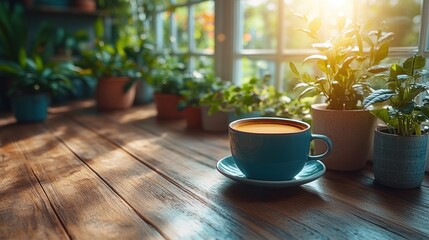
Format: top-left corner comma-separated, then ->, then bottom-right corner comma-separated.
0,125 -> 69,240
12,123 -> 163,239
1,101 -> 428,239
74,113 -> 429,239
45,117 -> 277,239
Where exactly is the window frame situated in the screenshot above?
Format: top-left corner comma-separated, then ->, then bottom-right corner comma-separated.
153,0 -> 429,86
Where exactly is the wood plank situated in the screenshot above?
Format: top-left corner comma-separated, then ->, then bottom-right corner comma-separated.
73,113 -> 428,239
12,123 -> 164,239
45,117 -> 283,239
0,125 -> 69,239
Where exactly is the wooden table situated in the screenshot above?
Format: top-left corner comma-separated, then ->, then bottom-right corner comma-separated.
1,101 -> 428,239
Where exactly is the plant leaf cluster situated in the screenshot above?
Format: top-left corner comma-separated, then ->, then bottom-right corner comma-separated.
363,55 -> 429,136
150,54 -> 187,95
199,75 -> 310,120
290,15 -> 394,110
0,49 -> 76,96
178,71 -> 222,110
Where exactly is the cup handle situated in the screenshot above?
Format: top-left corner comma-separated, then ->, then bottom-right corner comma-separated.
308,134 -> 332,161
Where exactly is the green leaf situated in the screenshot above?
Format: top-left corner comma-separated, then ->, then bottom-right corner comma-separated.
298,86 -> 317,99
309,17 -> 321,33
95,18 -> 104,40
289,62 -> 299,76
18,48 -> 26,67
363,89 -> 395,108
413,55 -> 426,70
374,42 -> 389,64
378,32 -> 394,44
367,65 -> 389,74
371,108 -> 397,126
303,54 -> 327,64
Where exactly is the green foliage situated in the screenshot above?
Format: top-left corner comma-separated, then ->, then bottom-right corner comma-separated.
363,55 -> 428,136
76,19 -> 140,93
150,54 -> 187,95
199,75 -> 311,121
178,71 -> 221,110
204,75 -> 270,115
0,50 -> 76,96
78,40 -> 138,79
124,39 -> 159,86
290,16 -> 394,110
0,2 -> 27,62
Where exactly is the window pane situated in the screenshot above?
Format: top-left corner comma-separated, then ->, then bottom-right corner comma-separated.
283,58 -> 304,94
240,58 -> 275,84
175,7 -> 189,51
162,11 -> 172,49
283,0 -> 354,49
194,1 -> 215,51
194,56 -> 214,72
359,0 -> 422,47
241,0 -> 278,50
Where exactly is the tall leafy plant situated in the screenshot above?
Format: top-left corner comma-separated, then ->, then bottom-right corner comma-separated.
0,50 -> 75,96
0,2 -> 26,63
290,16 -> 394,110
363,55 -> 429,136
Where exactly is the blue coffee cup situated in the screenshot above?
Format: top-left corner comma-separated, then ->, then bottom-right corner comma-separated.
229,117 -> 332,181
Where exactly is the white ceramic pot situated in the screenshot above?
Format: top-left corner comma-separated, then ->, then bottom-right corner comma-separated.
201,106 -> 228,132
311,103 -> 377,171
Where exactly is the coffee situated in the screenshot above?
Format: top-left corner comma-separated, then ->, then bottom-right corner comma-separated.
229,117 -> 332,181
233,122 -> 303,134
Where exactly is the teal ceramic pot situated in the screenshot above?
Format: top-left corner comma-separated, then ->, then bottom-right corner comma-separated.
373,127 -> 428,189
134,80 -> 154,105
11,93 -> 50,123
72,78 -> 85,99
228,111 -> 261,123
37,0 -> 69,8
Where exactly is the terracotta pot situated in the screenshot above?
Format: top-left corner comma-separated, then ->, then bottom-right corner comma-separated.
73,0 -> 96,11
201,106 -> 228,132
184,106 -> 202,130
311,103 -> 377,171
95,76 -> 136,111
154,93 -> 183,119
374,127 -> 428,189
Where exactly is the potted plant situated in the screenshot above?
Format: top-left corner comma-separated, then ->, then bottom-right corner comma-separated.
363,55 -> 428,189
0,2 -> 28,112
77,18 -> 139,111
0,50 -> 74,122
150,54 -> 187,120
199,77 -> 230,132
124,39 -> 157,105
290,16 -> 394,171
177,71 -> 221,130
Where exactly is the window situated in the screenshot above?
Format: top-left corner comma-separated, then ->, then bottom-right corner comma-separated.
151,0 -> 215,72
151,0 -> 429,91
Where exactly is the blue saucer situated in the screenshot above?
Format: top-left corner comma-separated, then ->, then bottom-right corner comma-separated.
216,156 -> 326,187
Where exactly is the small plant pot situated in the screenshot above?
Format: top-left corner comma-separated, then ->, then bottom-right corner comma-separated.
37,0 -> 70,8
311,103 -> 377,171
134,80 -> 154,105
184,106 -> 202,130
373,127 -> 428,189
154,93 -> 183,119
95,76 -> 137,111
11,93 -> 50,123
201,106 -> 228,132
73,0 -> 96,11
